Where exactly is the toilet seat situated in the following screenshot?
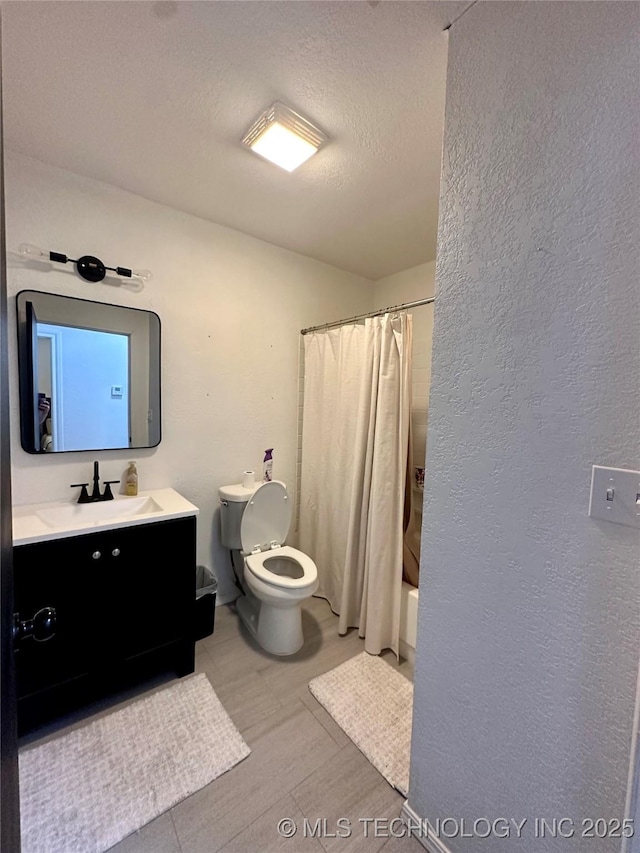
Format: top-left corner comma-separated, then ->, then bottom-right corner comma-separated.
245,545 -> 317,590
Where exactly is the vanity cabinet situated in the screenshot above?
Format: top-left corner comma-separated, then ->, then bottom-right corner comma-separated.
14,516 -> 196,734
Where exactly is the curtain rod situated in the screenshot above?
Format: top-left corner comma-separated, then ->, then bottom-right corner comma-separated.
300,296 -> 435,335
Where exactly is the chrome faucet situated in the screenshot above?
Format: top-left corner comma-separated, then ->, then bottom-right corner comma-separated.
71,461 -> 120,503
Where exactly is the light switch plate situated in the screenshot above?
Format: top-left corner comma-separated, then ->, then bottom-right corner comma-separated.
589,465 -> 640,528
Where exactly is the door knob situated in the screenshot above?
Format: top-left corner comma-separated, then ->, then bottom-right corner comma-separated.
13,606 -> 57,646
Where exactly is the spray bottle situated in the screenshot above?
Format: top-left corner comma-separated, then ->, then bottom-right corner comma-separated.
263,449 -> 273,482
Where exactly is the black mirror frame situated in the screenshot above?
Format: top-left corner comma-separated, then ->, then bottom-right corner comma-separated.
16,289 -> 162,454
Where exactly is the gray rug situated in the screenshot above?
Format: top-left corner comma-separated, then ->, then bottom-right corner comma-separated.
309,652 -> 413,796
20,673 -> 251,853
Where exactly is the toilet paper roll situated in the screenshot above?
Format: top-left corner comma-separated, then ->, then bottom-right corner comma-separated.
242,470 -> 256,489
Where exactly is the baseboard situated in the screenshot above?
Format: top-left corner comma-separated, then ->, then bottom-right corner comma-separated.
399,639 -> 415,666
400,801 -> 455,853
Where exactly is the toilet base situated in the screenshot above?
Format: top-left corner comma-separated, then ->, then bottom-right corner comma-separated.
236,590 -> 304,656
257,601 -> 304,656
236,593 -> 260,640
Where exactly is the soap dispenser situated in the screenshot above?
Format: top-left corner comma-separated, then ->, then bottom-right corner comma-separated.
125,461 -> 138,496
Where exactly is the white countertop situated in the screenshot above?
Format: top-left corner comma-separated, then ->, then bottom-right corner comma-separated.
12,488 -> 199,546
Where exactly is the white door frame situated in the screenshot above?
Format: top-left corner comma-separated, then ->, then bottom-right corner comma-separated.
37,329 -> 64,451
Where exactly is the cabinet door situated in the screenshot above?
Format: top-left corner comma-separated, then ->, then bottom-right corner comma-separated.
103,517 -> 196,661
13,535 -> 102,698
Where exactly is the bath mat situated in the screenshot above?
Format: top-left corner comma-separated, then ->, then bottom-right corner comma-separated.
19,673 -> 251,853
309,652 -> 412,796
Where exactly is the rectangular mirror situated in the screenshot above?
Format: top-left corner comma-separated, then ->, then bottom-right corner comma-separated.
17,290 -> 161,453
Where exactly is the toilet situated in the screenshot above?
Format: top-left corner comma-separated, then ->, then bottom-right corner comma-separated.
219,480 -> 318,655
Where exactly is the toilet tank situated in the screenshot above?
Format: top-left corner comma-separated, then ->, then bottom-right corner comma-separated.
218,483 -> 260,549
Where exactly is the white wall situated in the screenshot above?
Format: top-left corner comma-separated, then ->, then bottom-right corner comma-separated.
409,3 -> 640,851
5,152 -> 373,602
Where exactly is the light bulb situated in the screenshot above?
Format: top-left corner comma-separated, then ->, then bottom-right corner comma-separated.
131,269 -> 152,282
19,243 -> 48,261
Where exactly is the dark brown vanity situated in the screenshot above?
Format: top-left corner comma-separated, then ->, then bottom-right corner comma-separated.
13,502 -> 197,735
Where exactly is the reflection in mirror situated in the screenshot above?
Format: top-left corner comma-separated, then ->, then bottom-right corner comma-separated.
17,290 -> 161,453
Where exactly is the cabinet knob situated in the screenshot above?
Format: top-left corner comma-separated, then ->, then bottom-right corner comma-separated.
92,551 -> 101,560
111,548 -> 120,557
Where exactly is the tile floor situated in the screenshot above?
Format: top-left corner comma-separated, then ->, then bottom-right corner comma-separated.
25,596 -> 421,853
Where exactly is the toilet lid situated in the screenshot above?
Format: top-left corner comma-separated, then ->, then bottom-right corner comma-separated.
240,481 -> 291,553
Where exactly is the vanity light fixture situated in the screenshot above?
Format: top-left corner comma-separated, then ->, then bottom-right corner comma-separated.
241,102 -> 328,172
18,243 -> 152,286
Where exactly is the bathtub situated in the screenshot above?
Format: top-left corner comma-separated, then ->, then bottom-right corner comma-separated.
399,581 -> 419,663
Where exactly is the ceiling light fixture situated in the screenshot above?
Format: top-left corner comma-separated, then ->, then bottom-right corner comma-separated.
242,102 -> 327,172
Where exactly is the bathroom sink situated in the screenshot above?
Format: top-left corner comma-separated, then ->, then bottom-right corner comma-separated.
12,488 -> 199,546
36,496 -> 163,528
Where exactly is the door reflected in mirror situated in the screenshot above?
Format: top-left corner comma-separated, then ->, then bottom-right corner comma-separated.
17,290 -> 161,453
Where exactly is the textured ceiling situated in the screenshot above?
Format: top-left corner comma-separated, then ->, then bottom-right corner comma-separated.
2,1 -> 465,280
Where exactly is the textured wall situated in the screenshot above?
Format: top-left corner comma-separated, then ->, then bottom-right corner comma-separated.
410,3 -> 640,852
5,153 -> 373,602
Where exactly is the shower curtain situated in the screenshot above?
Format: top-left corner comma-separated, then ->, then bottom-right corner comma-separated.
299,313 -> 412,656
